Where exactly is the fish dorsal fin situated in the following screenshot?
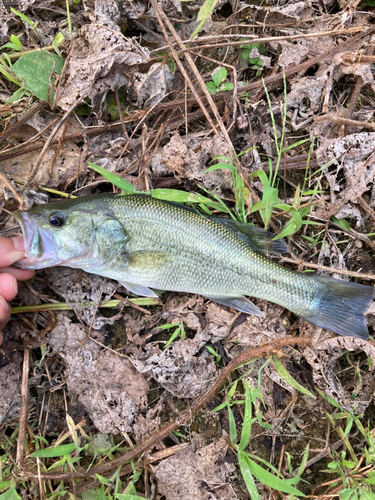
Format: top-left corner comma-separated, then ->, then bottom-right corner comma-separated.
213,218 -> 289,254
205,295 -> 264,317
148,197 -> 288,254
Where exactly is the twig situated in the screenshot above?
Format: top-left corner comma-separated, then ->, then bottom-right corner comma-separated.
26,99 -> 82,185
315,114 -> 375,130
280,256 -> 375,281
150,0 -> 219,135
151,26 -> 368,54
0,101 -> 46,143
357,196 -> 375,223
0,172 -> 26,209
113,292 -> 152,315
16,348 -> 30,467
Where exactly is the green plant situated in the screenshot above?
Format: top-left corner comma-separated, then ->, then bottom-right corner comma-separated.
65,0 -> 72,35
241,42 -> 266,76
204,153 -> 252,222
317,390 -> 375,499
214,377 -> 306,497
206,346 -> 221,364
88,162 -> 236,217
155,321 -> 186,348
247,78 -> 323,234
0,34 -> 22,52
205,67 -> 234,95
10,8 -> 36,31
52,32 -> 65,57
0,55 -> 21,87
190,0 -> 219,39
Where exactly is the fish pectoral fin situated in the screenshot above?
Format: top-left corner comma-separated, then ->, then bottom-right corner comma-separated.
128,251 -> 170,270
95,219 -> 128,264
119,281 -> 159,297
205,295 -> 265,317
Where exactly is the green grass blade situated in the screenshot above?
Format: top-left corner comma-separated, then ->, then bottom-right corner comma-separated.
28,443 -> 77,458
227,403 -> 238,445
272,355 -> 315,398
88,162 -> 135,194
203,162 -> 237,173
239,381 -> 252,451
241,453 -> 306,496
238,450 -> 261,500
11,297 -> 159,314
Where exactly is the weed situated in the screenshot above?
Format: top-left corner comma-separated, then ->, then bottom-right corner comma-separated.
10,8 -> 36,31
155,321 -> 186,348
205,66 -> 234,95
65,0 -> 72,36
0,55 -> 21,87
206,346 -> 221,364
317,390 -> 375,499
204,151 -> 253,222
190,0 -> 219,39
241,42 -> 266,76
213,374 -> 306,498
0,34 -> 23,53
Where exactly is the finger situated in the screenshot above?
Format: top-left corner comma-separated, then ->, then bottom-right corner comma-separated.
0,236 -> 25,268
0,295 -> 10,331
0,331 -> 3,345
0,273 -> 18,301
0,267 -> 35,281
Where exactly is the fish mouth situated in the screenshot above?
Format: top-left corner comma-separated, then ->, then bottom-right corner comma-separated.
13,211 -> 59,269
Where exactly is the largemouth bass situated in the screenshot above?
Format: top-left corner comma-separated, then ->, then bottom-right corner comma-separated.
14,193 -> 374,338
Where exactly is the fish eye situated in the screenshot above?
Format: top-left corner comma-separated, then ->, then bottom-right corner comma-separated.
49,211 -> 66,228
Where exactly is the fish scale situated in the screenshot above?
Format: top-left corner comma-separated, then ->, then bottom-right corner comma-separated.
14,193 -> 375,339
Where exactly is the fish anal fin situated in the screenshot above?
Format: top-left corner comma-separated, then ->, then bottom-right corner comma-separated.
119,281 -> 158,297
205,295 -> 264,317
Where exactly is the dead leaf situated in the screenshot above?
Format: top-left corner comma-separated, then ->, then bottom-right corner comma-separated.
47,316 -> 148,434
55,24 -> 150,111
303,337 -> 375,413
44,267 -> 118,329
154,434 -> 238,500
0,359 -> 21,426
161,133 -> 232,191
130,62 -> 174,109
132,339 -> 217,398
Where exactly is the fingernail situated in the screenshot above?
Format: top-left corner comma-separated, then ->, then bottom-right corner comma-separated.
13,277 -> 18,296
0,297 -> 9,316
12,236 -> 25,252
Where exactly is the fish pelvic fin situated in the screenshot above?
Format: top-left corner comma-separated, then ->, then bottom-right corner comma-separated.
301,276 -> 374,339
205,295 -> 264,317
119,281 -> 158,297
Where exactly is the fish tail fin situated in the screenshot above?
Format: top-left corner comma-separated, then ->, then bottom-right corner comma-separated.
301,276 -> 374,339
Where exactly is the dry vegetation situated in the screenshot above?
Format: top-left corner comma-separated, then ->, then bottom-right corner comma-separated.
0,0 -> 375,498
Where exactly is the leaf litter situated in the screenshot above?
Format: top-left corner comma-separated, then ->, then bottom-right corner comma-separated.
0,0 -> 375,498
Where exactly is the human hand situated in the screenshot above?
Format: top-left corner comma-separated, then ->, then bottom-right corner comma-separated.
0,237 -> 35,344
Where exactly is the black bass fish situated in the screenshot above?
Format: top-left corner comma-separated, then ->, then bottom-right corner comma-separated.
14,193 -> 374,338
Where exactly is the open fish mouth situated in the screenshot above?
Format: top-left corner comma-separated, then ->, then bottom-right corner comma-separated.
13,211 -> 59,269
